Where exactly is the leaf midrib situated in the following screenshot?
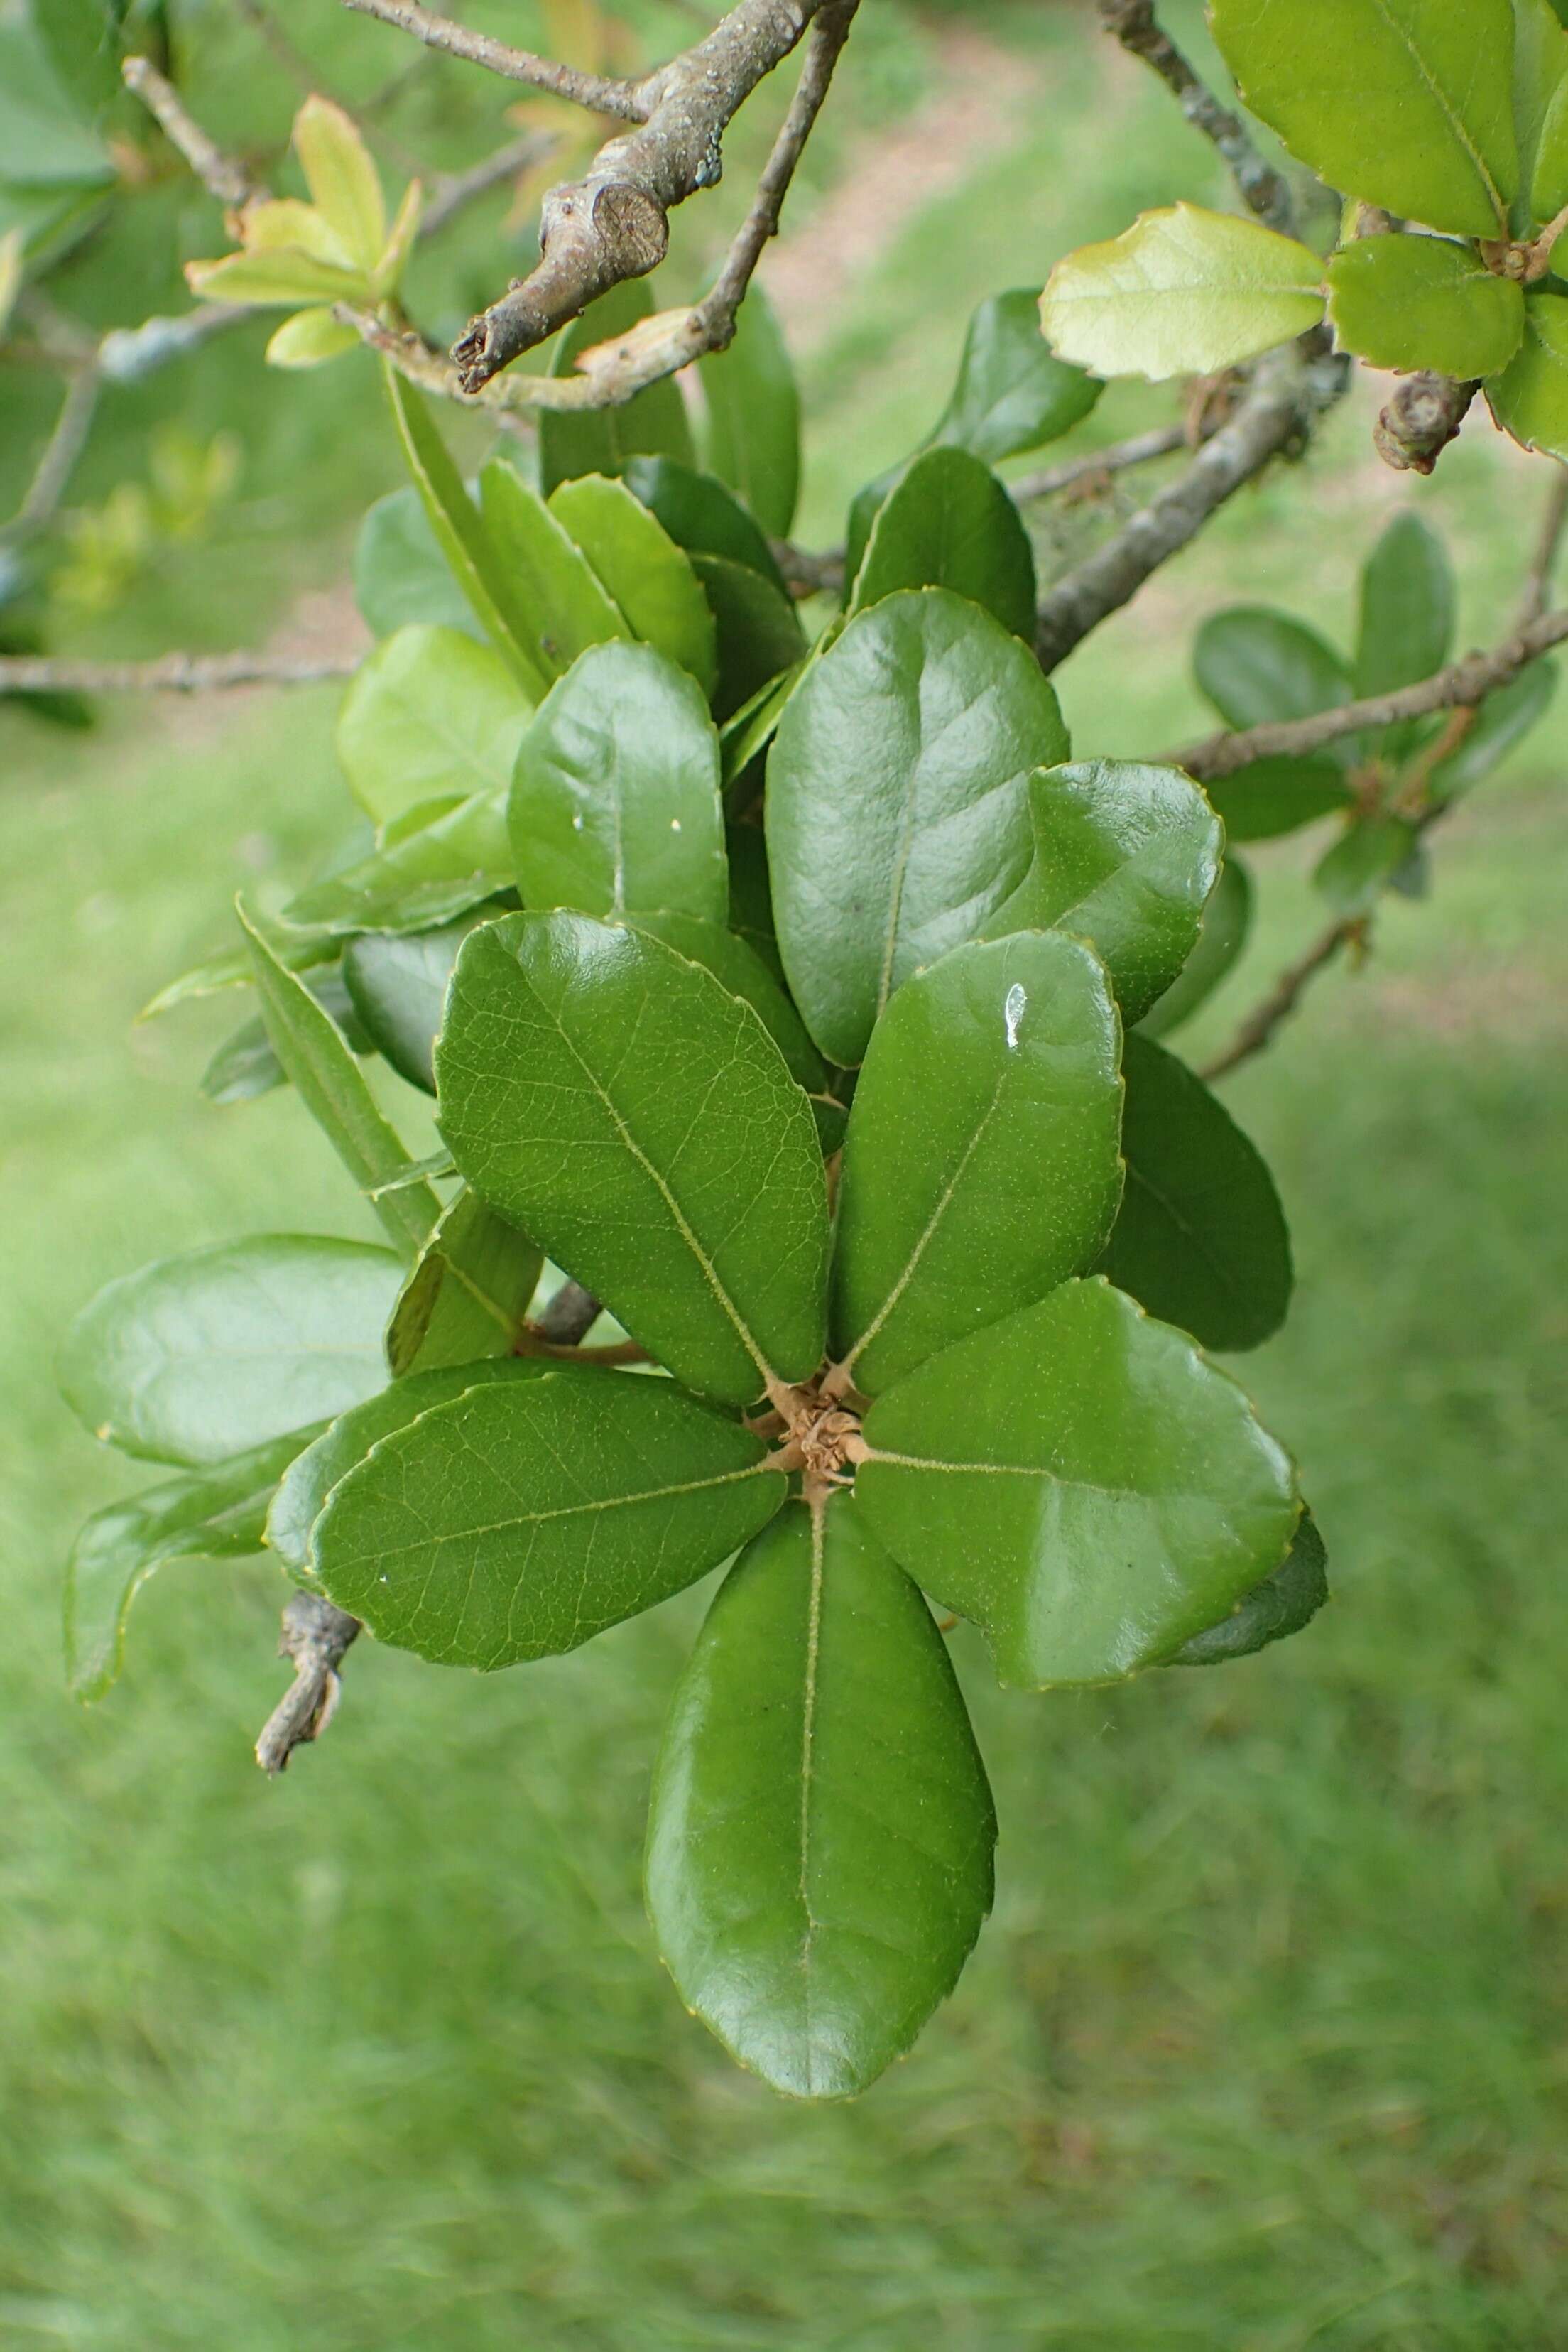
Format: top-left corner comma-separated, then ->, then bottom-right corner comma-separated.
1366,0 -> 1507,232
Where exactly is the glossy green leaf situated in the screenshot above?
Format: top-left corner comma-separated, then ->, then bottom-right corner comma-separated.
283,793 -> 512,937
386,1186 -> 542,1377
312,1364 -> 785,1666
768,588 -> 1067,1067
265,1357 -> 551,1588
1168,1508 -> 1328,1666
538,279 -> 696,496
621,455 -> 789,595
384,367 -> 544,691
1099,1034 -> 1292,1353
1513,0 -> 1568,232
984,760 -> 1223,1026
336,624 -> 533,825
1357,512 -> 1457,700
354,486 -> 484,642
1487,288 -> 1568,462
240,904 -> 442,1255
437,911 -> 829,1403
1210,0 -> 1517,239
1204,755 -> 1351,842
690,551 -> 806,722
35,0 -> 124,116
1136,854 -> 1253,1039
547,473 -> 717,695
201,968 -> 370,1106
698,283 -> 801,536
342,916 -> 484,1094
1040,205 -> 1327,381
1432,656 -> 1556,795
646,1495 -> 995,2100
478,457 -> 632,683
60,1236 -> 403,1468
930,286 -> 1101,465
67,1430 -> 315,1703
508,643 -> 727,924
1327,234 -> 1524,379
850,447 -> 1037,641
1314,816 -> 1420,916
831,934 -> 1122,1397
719,662 -> 804,802
630,913 -> 827,1098
857,1279 -> 1298,1689
1195,605 -> 1354,761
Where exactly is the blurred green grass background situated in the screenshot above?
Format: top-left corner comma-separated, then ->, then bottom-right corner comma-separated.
3,4 -> 1567,2345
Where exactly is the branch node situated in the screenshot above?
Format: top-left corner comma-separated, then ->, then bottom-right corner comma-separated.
255,1595 -> 361,1776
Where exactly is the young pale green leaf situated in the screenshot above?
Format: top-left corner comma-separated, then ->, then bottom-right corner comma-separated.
1314,816 -> 1420,916
1487,288 -> 1568,461
621,455 -> 790,595
201,967 -> 370,1107
850,446 -> 1037,641
140,930 -> 338,1021
1196,606 -> 1354,759
60,1236 -> 402,1468
1210,0 -> 1517,239
690,551 -> 807,722
354,486 -> 483,643
185,248 -> 368,308
768,588 -> 1067,1067
547,473 -> 717,695
437,911 -> 829,1403
384,368 -> 545,691
930,286 -> 1101,465
538,279 -> 696,495
1326,236 -> 1524,380
385,1186 -> 542,1377
312,1365 -> 785,1667
336,625 -> 533,825
628,913 -> 827,1098
697,283 -> 801,537
856,1278 -> 1299,1689
720,662 -> 805,800
1040,205 -> 1326,382
1137,853 -> 1253,1039
1432,656 -> 1556,796
294,94 -> 385,274
1099,1034 -> 1292,1353
646,1495 -> 995,2101
67,1429 -> 316,1703
831,933 -> 1123,1397
1167,1507 -> 1328,1666
984,761 -> 1223,1026
240,905 -> 442,1255
477,458 -> 633,681
342,916 -> 484,1093
266,1357 -> 553,1588
508,643 -> 727,925
265,306 -> 362,369
283,793 -> 511,937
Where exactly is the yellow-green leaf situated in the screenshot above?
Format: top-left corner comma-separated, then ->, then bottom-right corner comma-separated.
294,93 -> 385,275
1040,205 -> 1326,382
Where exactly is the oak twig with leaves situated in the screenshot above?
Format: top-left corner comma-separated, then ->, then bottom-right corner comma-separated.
29,0 -> 1562,2098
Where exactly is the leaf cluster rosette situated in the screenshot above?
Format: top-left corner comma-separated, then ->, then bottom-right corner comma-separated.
1040,0 -> 1568,464
58,291 -> 1328,2099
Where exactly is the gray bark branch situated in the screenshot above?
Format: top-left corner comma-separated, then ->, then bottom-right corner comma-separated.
0,651 -> 359,694
256,1594 -> 361,1775
342,0 -> 648,117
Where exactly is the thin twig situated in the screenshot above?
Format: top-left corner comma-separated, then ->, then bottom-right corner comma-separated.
1035,339 -> 1349,671
532,1281 -> 603,1346
1177,605 -> 1568,780
255,1593 -> 360,1774
422,129 -> 555,238
0,650 -> 359,694
1011,421 -> 1192,504
1096,0 -> 1296,236
450,0 -> 840,392
1372,372 -> 1478,475
122,55 -> 265,208
342,0 -> 647,119
232,0 -> 427,177
1199,918 -> 1361,1082
1517,468 -> 1568,627
0,369 -> 100,548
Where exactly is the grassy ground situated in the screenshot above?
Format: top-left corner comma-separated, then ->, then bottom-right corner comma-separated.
3,5 -> 1567,2346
